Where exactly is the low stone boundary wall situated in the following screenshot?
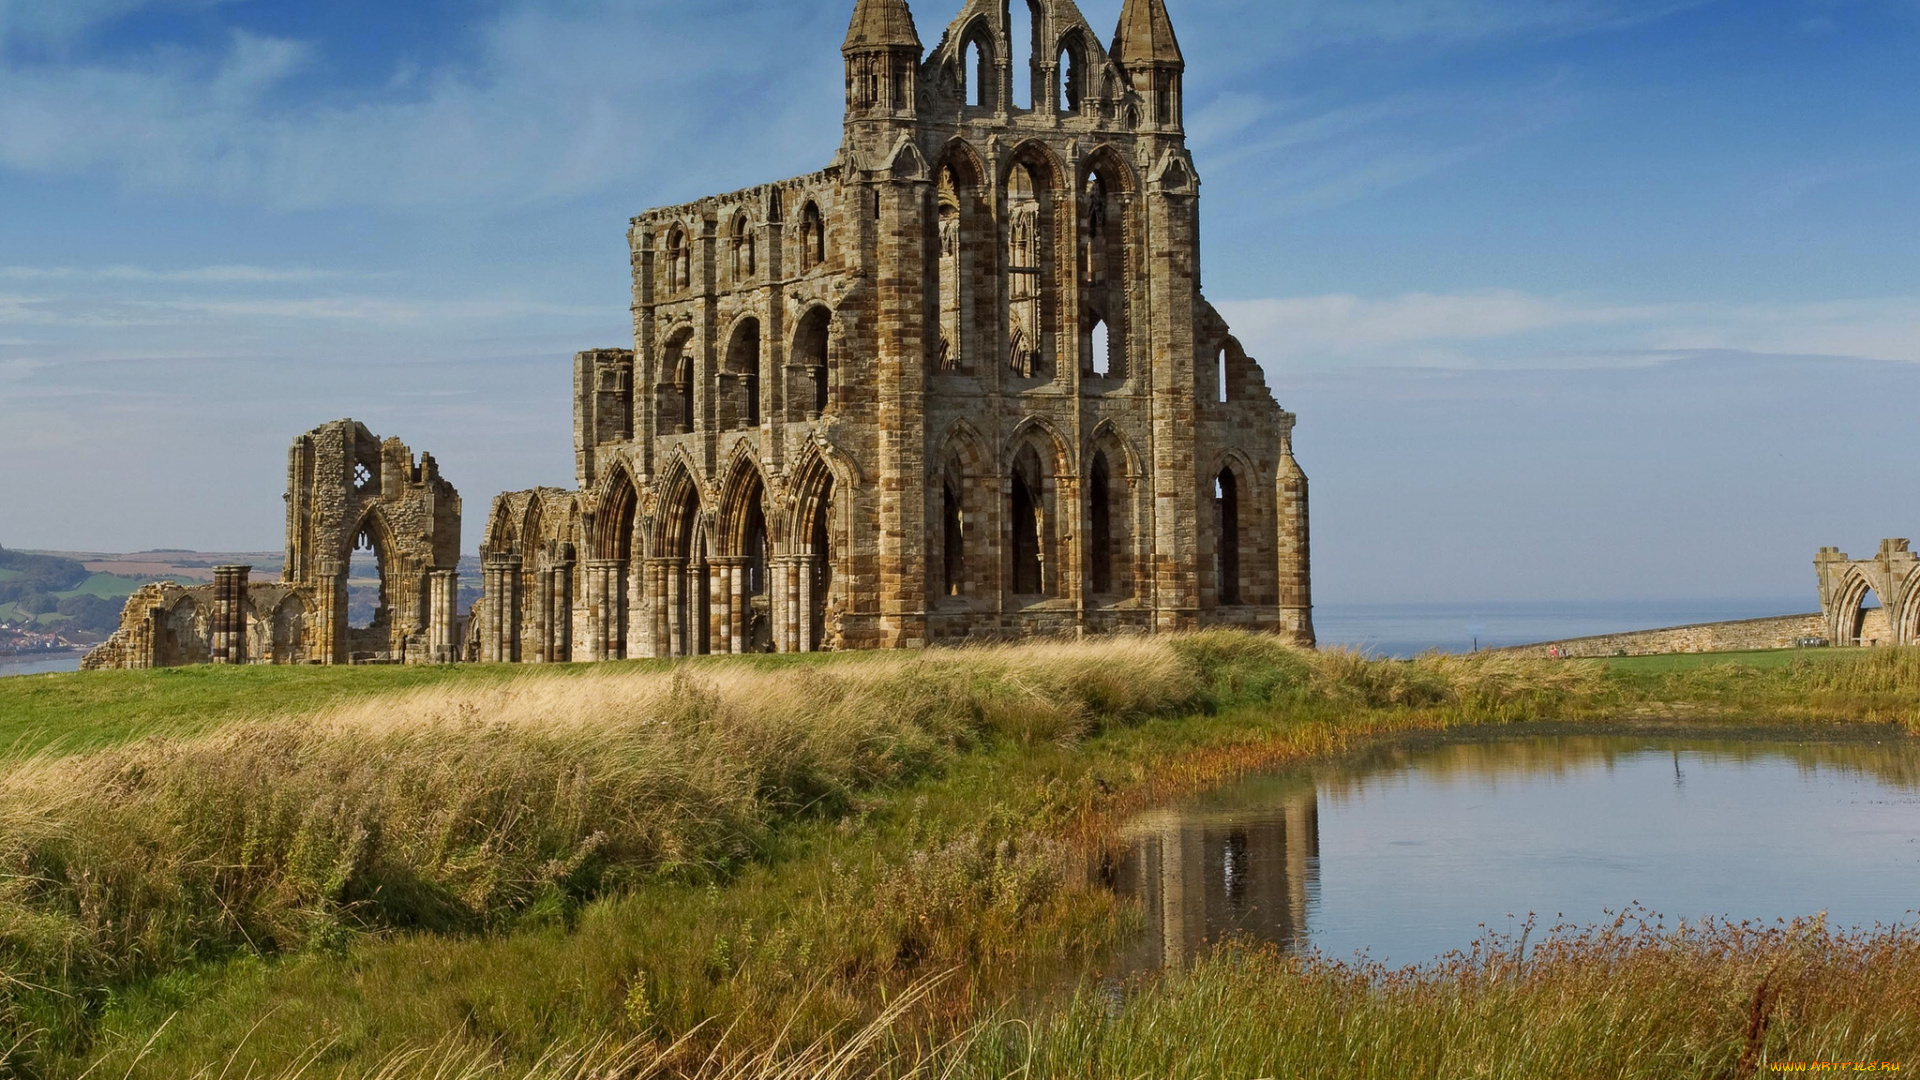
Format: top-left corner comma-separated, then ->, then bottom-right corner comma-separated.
1501,613 -> 1828,659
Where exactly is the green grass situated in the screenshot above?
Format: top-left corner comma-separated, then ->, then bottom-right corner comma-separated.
1604,648 -> 1829,675
4,640 -> 1918,1079
52,572 -> 151,600
0,568 -> 21,582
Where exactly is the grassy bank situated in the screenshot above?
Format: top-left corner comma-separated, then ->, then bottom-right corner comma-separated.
2,639 -> 1917,1077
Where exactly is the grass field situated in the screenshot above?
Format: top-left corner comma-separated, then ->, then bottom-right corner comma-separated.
1,639 -> 1916,1079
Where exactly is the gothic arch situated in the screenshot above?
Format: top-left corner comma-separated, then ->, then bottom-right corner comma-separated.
728,210 -> 756,283
960,17 -> 999,110
717,451 -> 772,557
932,420 -> 996,603
798,201 -> 827,271
1086,421 -> 1143,600
932,140 -> 992,375
789,303 -> 837,420
1205,448 -> 1264,609
1004,419 -> 1072,599
1003,142 -> 1067,381
1079,145 -> 1136,380
660,324 -> 698,435
1836,568 -> 1888,646
595,463 -> 641,563
788,444 -> 848,651
722,314 -> 764,428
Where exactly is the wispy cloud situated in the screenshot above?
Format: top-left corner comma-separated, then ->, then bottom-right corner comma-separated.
0,1 -> 845,210
0,264 -> 348,283
1216,291 -> 1920,370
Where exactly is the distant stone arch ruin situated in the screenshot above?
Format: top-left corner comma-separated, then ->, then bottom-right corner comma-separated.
1816,539 -> 1920,648
84,420 -> 462,669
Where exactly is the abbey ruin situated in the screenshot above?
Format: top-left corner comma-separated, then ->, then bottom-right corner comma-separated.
476,0 -> 1314,660
85,421 -> 463,669
84,0 -> 1315,670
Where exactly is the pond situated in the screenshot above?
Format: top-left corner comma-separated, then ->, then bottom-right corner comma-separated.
1112,729 -> 1920,970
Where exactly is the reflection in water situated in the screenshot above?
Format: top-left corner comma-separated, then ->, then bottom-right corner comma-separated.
1115,732 -> 1920,972
1115,777 -> 1320,972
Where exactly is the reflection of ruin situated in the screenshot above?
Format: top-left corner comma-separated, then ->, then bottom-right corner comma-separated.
85,420 -> 463,669
1116,778 -> 1319,971
1816,539 -> 1920,647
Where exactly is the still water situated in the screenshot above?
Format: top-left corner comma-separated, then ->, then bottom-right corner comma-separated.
0,652 -> 83,678
1114,732 -> 1920,970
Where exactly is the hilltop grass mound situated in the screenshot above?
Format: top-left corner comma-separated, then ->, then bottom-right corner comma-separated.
2,637 -> 1917,1078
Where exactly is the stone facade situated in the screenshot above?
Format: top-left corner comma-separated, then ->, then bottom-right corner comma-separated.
478,0 -> 1314,660
1816,539 -> 1920,647
85,420 -> 463,669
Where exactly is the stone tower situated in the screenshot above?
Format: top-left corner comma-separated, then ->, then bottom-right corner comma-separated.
478,0 -> 1314,659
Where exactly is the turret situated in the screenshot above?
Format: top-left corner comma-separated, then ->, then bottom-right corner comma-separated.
1113,0 -> 1184,131
844,0 -> 922,132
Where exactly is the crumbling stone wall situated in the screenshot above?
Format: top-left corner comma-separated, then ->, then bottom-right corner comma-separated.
85,420 -> 462,669
480,0 -> 1313,660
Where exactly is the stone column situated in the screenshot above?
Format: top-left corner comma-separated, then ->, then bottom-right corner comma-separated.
483,554 -> 523,663
1276,437 -> 1315,649
315,557 -> 346,665
211,565 -> 251,665
428,570 -> 460,664
797,554 -> 816,653
665,558 -> 686,657
549,561 -> 573,663
581,559 -> 625,661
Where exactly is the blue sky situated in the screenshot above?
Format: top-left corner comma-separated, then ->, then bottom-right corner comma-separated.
2,0 -> 1917,605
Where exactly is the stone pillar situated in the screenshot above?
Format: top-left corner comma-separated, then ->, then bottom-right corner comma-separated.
666,559 -> 687,657
211,565 -> 251,665
482,554 -> 523,664
581,559 -> 625,661
797,553 -> 816,653
549,561 -> 574,663
426,570 -> 460,664
315,557 -> 346,665
1276,438 -> 1315,649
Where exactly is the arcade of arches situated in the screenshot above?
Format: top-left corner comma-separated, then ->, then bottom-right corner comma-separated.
476,0 -> 1315,659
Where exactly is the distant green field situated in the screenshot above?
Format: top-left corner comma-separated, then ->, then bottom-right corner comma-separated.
0,568 -> 21,582
55,573 -> 152,600
1603,649 -> 1826,675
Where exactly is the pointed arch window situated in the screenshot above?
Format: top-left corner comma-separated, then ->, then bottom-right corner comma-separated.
799,202 -> 826,271
1090,452 -> 1113,594
1011,443 -> 1048,596
730,214 -> 755,282
1215,468 -> 1241,605
666,227 -> 692,293
1006,161 -> 1051,380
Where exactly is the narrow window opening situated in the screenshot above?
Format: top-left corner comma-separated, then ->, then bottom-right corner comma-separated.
1218,346 -> 1229,403
727,319 -> 762,429
966,39 -> 990,108
348,526 -> 386,632
1156,86 -> 1171,126
678,355 -> 694,432
1215,470 -> 1241,605
943,477 -> 965,597
1090,455 -> 1113,594
1090,319 -> 1110,377
1010,1 -> 1034,111
1058,41 -> 1082,114
1011,445 -> 1045,596
808,478 -> 835,651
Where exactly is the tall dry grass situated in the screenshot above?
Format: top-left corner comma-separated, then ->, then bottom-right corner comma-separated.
0,635 -> 1615,1074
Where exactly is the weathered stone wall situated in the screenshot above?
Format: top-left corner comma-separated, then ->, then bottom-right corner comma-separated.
479,0 -> 1315,661
1501,614 -> 1828,660
86,420 -> 462,670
